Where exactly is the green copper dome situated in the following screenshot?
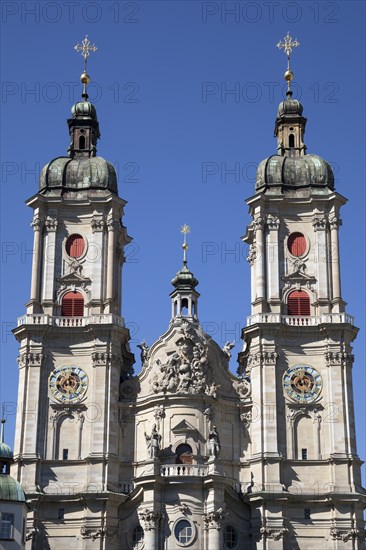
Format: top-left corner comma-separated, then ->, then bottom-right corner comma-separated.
0,476 -> 25,502
71,100 -> 98,120
171,263 -> 199,290
0,442 -> 13,460
277,96 -> 304,117
39,156 -> 118,194
256,154 -> 334,190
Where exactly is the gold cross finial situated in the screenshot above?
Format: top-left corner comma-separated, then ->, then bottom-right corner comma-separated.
276,32 -> 300,92
180,224 -> 191,264
74,35 -> 97,99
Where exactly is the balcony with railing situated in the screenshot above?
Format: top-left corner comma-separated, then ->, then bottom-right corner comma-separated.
160,464 -> 208,477
17,314 -> 125,328
247,313 -> 354,327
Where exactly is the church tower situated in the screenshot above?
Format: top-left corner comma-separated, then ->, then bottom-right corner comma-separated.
11,37 -> 134,547
239,34 -> 365,548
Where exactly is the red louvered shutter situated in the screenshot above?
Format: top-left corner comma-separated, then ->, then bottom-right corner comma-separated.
288,232 -> 306,257
61,292 -> 84,317
287,290 -> 310,316
66,234 -> 85,258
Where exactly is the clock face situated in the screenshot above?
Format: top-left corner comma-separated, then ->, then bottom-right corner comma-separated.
49,366 -> 88,403
283,365 -> 322,403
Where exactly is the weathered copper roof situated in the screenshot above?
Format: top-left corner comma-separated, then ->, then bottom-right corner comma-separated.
39,156 -> 118,193
256,154 -> 334,190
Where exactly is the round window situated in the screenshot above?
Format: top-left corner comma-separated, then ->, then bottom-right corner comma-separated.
132,525 -> 144,549
66,234 -> 85,258
223,525 -> 238,549
287,232 -> 306,257
174,519 -> 194,546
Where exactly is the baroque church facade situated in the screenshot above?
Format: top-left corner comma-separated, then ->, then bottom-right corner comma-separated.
8,37 -> 366,549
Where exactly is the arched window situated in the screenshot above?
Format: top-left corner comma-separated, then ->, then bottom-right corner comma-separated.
175,443 -> 193,464
66,234 -> 85,258
287,290 -> 310,316
61,291 -> 84,317
288,232 -> 306,256
79,135 -> 85,149
289,133 -> 295,148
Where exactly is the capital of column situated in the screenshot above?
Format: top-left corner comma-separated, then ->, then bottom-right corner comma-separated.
329,215 -> 342,230
31,217 -> 43,231
252,217 -> 265,232
266,214 -> 280,231
202,508 -> 227,530
44,217 -> 58,232
107,218 -> 120,232
138,509 -> 164,531
91,216 -> 105,233
312,216 -> 327,231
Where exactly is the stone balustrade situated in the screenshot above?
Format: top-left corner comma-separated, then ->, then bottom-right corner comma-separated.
247,313 -> 354,326
17,314 -> 125,328
160,464 -> 208,477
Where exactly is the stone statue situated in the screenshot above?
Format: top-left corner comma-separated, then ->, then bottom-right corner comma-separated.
144,423 -> 161,459
208,425 -> 221,457
137,340 -> 149,366
222,341 -> 235,358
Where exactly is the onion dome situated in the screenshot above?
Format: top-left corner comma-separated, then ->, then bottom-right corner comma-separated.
256,154 -> 334,190
171,263 -> 199,290
0,476 -> 26,502
277,96 -> 304,117
39,156 -> 117,193
71,100 -> 98,121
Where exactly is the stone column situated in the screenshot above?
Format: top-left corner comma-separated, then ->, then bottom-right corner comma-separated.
203,509 -> 225,550
266,215 -> 280,309
105,218 -> 116,312
138,509 -> 163,550
28,216 -> 43,312
91,215 -> 105,311
312,216 -> 328,310
42,217 -> 58,308
253,217 -> 266,313
329,215 -> 342,312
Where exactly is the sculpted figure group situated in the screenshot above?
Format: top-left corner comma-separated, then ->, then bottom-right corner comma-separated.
151,338 -> 212,395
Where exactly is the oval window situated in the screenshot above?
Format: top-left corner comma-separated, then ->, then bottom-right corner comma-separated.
288,232 -> 306,257
66,234 -> 85,258
174,519 -> 194,545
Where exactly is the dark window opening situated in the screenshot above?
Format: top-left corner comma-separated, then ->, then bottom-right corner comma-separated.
58,509 -> 65,520
304,509 -> 311,520
287,290 -> 310,316
302,448 -> 308,460
176,443 -> 193,464
79,135 -> 85,149
289,133 -> 295,147
181,298 -> 188,315
62,449 -> 69,460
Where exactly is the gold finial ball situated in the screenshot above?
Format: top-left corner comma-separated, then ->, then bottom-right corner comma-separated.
284,69 -> 294,82
182,243 -> 188,251
80,71 -> 90,85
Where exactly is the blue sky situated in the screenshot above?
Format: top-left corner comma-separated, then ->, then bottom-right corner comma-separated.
1,1 -> 365,481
